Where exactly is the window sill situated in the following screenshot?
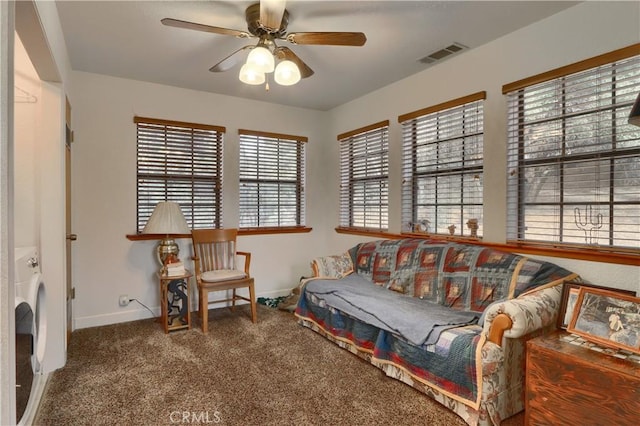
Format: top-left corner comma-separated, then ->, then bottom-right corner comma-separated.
238,226 -> 312,235
334,228 -> 639,266
127,227 -> 312,240
334,227 -> 396,239
334,227 -> 482,243
498,242 -> 639,266
126,233 -> 191,241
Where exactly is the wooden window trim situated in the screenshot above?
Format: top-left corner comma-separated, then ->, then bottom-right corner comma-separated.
504,49 -> 640,252
134,116 -> 226,133
237,226 -> 312,236
238,130 -> 307,228
129,228 -> 637,264
126,233 -> 192,241
400,94 -> 484,237
398,91 -> 486,123
335,228 -> 638,266
337,120 -> 390,141
339,121 -> 389,231
135,116 -> 224,232
126,226 -> 312,240
335,226 -> 396,240
238,128 -> 308,143
502,43 -> 640,94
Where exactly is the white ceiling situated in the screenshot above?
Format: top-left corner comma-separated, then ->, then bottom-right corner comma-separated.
55,1 -> 578,111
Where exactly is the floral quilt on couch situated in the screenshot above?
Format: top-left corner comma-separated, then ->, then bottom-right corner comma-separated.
296,238 -> 578,425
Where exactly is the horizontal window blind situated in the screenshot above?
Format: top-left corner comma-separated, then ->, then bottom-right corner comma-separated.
505,53 -> 640,251
135,117 -> 224,232
400,93 -> 485,237
238,130 -> 306,228
339,121 -> 389,230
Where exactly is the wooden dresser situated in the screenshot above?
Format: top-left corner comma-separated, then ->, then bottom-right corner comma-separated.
526,331 -> 640,425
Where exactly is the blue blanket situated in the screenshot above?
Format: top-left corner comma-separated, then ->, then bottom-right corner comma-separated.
305,275 -> 478,347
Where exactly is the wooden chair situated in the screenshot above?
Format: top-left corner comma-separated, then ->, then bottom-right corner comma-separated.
191,228 -> 257,333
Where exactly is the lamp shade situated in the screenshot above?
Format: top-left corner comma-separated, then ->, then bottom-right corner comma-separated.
239,63 -> 266,85
274,60 -> 301,86
629,92 -> 640,127
142,202 -> 190,235
246,46 -> 275,73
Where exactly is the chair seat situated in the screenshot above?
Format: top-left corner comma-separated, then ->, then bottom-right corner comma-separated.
201,269 -> 247,282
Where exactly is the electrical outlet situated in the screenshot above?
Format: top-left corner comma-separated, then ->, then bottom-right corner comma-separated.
119,295 -> 130,306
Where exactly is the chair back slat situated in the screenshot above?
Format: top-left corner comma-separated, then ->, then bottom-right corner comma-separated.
192,229 -> 238,273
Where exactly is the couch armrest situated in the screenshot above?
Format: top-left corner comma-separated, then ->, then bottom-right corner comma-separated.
486,314 -> 513,346
482,284 -> 562,345
310,253 -> 354,279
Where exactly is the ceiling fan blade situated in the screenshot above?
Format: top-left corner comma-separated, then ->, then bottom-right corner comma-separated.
161,18 -> 250,38
260,0 -> 287,32
209,45 -> 254,72
286,32 -> 366,46
275,46 -> 314,78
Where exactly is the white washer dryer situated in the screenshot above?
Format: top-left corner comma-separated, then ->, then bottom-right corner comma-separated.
14,246 -> 48,425
14,246 -> 47,373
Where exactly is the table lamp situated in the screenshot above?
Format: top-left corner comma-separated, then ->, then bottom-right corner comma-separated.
142,201 -> 190,265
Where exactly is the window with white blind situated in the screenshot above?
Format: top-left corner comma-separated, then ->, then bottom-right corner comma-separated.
400,92 -> 485,237
339,121 -> 389,230
504,45 -> 640,251
135,116 -> 224,233
238,130 -> 306,228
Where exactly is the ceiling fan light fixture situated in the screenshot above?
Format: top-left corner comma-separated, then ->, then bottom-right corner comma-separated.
164,3 -> 367,89
246,46 -> 275,73
239,63 -> 265,85
274,60 -> 301,86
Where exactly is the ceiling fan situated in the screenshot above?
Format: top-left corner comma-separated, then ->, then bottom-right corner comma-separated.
161,0 -> 367,86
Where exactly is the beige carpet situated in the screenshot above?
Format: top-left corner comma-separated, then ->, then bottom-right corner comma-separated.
35,305 -> 524,425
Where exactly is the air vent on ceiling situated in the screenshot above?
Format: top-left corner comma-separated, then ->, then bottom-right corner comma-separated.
419,42 -> 467,65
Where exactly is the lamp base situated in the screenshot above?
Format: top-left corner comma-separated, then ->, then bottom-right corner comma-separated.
156,238 -> 180,266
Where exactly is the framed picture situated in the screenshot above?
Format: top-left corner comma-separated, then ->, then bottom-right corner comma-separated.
557,282 -> 634,330
567,287 -> 640,354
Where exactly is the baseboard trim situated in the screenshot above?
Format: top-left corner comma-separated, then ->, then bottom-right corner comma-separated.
74,306 -> 160,329
74,288 -> 292,330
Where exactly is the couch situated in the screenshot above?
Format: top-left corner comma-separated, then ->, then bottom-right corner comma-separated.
295,238 -> 579,425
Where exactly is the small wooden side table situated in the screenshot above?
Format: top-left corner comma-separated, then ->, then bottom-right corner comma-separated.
526,331 -> 640,425
158,270 -> 192,333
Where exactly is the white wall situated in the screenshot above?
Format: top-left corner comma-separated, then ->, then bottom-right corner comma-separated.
72,1 -> 639,329
326,1 -> 640,294
14,34 -> 40,248
70,72 -> 333,328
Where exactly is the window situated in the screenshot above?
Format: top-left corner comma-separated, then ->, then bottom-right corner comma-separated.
504,46 -> 640,251
135,116 -> 224,232
338,121 -> 389,230
238,129 -> 306,228
400,92 -> 485,237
